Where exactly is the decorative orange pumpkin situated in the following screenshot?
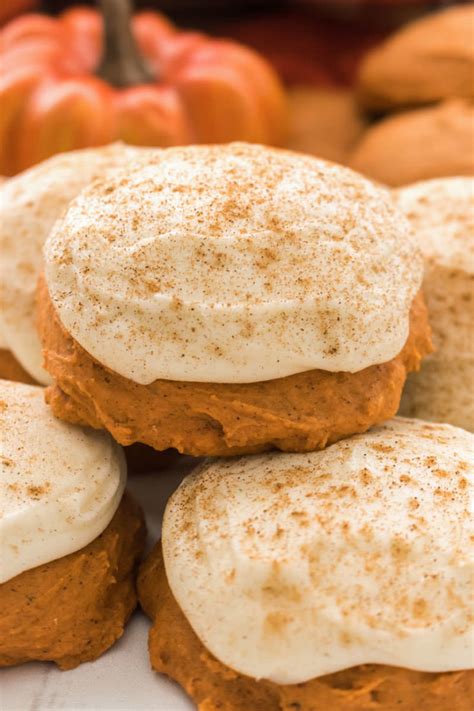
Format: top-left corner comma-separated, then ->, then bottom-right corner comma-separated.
0,0 -> 288,175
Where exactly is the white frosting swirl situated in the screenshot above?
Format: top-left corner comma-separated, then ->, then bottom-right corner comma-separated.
44,143 -> 422,384
0,143 -> 154,384
0,380 -> 126,583
163,418 -> 474,684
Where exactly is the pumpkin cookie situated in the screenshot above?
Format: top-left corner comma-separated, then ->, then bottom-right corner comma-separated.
287,87 -> 366,163
0,142 -> 152,386
395,177 -> 474,431
138,418 -> 474,711
349,99 -> 474,187
38,279 -> 430,457
357,5 -> 474,111
0,379 -> 146,669
38,143 -> 431,456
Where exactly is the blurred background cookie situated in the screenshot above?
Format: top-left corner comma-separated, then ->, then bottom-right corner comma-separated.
396,176 -> 474,431
287,86 -> 366,163
351,5 -> 474,185
357,5 -> 474,111
349,99 -> 474,186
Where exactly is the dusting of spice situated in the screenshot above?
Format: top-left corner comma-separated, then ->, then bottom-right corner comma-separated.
44,142 -> 422,385
0,379 -> 125,583
162,417 -> 474,686
0,142 -> 157,385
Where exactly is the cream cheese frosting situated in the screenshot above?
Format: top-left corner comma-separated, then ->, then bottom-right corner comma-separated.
0,143 -> 154,384
44,142 -> 422,385
0,380 -> 126,583
163,417 -> 474,684
395,177 -> 474,430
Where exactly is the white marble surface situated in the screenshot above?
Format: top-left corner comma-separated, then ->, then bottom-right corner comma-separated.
1,458 -> 197,711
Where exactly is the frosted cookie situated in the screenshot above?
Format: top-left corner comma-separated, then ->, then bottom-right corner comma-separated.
396,177 -> 474,430
349,99 -> 474,187
0,142 -> 153,385
38,143 -> 431,456
139,418 -> 474,711
0,380 -> 146,669
357,6 -> 474,111
0,144 -> 176,472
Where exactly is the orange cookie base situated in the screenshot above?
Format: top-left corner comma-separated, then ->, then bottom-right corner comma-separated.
38,277 -> 432,457
0,348 -> 37,385
0,492 -> 146,670
138,544 -> 474,711
0,348 -> 172,474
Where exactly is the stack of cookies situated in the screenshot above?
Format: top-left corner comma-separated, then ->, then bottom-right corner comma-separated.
1,141 -> 472,710
349,5 -> 474,186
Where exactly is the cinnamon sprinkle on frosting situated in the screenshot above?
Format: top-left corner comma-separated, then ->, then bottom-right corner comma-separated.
44,143 -> 422,384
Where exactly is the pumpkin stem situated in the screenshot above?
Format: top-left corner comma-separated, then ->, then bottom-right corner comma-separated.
96,0 -> 154,87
